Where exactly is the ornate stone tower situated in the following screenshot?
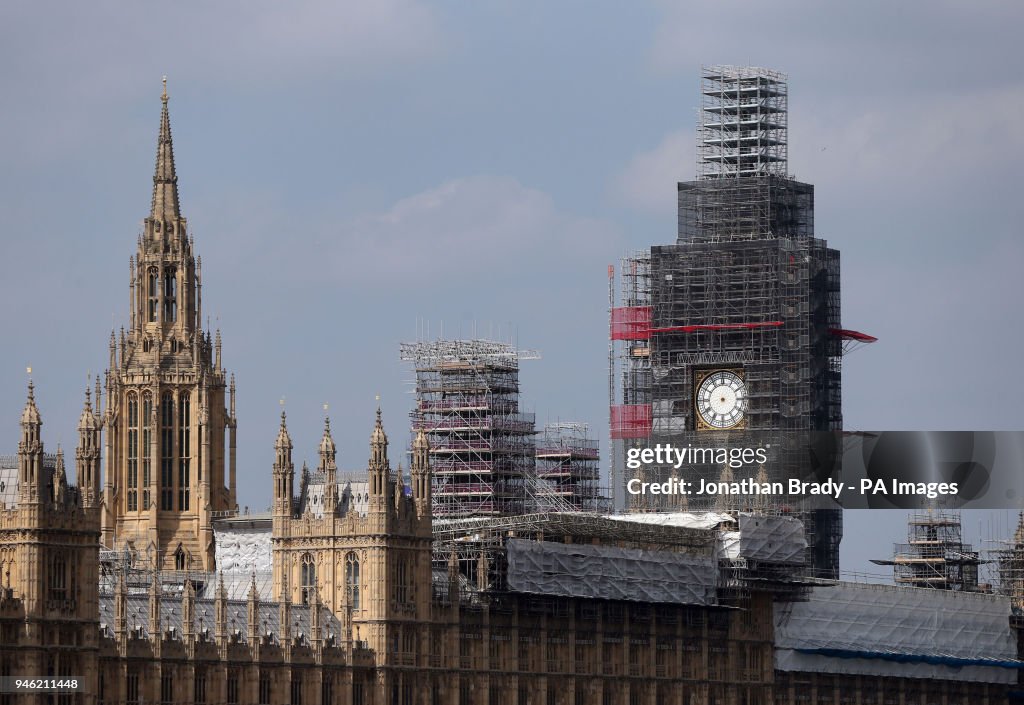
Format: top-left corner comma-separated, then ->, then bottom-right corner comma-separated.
1,382 -> 102,694
101,81 -> 237,572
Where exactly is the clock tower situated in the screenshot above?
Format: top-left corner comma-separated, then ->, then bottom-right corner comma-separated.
613,66 -> 844,578
100,81 -> 237,572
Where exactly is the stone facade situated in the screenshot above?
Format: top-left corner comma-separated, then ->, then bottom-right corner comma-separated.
0,87 -> 1018,705
99,82 -> 236,574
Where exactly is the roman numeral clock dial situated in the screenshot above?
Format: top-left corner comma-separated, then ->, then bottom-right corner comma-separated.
695,370 -> 747,430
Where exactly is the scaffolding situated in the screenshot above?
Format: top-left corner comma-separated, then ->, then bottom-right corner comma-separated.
699,65 -> 788,180
871,511 -> 983,591
401,339 -> 539,518
533,422 -> 604,513
609,66 -> 850,579
431,511 -> 815,607
987,513 -> 1024,613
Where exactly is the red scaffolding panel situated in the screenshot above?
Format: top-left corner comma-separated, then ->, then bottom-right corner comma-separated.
610,404 -> 652,439
611,306 -> 652,340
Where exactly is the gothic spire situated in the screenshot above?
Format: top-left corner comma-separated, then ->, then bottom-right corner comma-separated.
20,379 -> 41,427
275,411 -> 292,451
151,76 -> 180,222
319,416 -> 336,457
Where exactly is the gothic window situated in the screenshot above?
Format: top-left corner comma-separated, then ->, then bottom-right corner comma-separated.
395,554 -> 409,605
142,392 -> 152,510
301,553 -> 316,606
160,672 -> 174,705
161,393 -> 174,510
147,268 -> 159,323
127,393 -> 138,512
259,674 -> 271,705
227,671 -> 239,705
163,266 -> 177,322
174,546 -> 187,572
48,552 -> 67,602
346,552 -> 360,611
194,669 -> 207,705
178,392 -> 190,511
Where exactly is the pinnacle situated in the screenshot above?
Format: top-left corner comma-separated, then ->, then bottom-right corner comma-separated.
150,79 -> 181,222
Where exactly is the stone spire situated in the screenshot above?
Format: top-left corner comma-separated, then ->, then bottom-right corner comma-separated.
320,416 -> 338,514
77,384 -> 102,507
319,416 -> 337,459
273,412 -> 294,520
247,573 -> 260,651
18,380 -> 43,504
411,429 -> 431,518
53,446 -> 67,506
368,407 -> 391,508
151,77 -> 180,222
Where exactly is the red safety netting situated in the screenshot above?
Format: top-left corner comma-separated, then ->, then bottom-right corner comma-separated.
650,321 -> 783,334
610,404 -> 652,439
611,306 -> 652,340
829,327 -> 878,355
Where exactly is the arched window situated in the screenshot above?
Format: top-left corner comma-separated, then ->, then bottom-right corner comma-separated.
178,393 -> 190,511
127,393 -> 138,512
142,392 -> 152,510
161,393 -> 174,510
301,553 -> 316,606
147,268 -> 159,322
163,266 -> 177,322
395,555 -> 409,605
174,546 -> 187,572
346,552 -> 360,611
49,552 -> 67,602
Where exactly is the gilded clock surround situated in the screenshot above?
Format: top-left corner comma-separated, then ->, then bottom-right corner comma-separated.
694,368 -> 748,431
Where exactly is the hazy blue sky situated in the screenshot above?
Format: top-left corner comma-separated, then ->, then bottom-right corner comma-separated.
1,1 -> 1021,578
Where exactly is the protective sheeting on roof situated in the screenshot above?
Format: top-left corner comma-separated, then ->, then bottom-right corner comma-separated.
718,531 -> 741,560
506,538 -> 717,606
737,513 -> 806,564
774,582 -> 1020,684
604,511 -> 734,530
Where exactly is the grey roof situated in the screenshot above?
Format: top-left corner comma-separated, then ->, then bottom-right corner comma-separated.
0,465 -> 17,508
98,592 -> 343,646
0,454 -> 61,509
296,475 -> 369,518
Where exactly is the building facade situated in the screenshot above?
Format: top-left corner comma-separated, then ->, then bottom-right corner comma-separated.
0,84 -> 1021,705
99,81 -> 236,574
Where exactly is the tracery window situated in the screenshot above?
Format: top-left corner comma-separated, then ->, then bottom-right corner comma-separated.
346,552 -> 360,610
301,553 -> 316,605
127,393 -> 138,511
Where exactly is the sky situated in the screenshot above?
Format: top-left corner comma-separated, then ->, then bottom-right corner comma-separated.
1,0 -> 1022,579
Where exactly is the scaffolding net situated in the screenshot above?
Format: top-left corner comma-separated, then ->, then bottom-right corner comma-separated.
775,582 -> 1020,683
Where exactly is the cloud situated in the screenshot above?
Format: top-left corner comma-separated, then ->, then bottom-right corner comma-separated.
0,1 -> 445,164
610,129 -> 693,214
326,175 -> 623,286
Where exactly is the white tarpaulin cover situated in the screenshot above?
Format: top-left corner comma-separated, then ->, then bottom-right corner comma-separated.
214,524 -> 273,598
506,538 -> 717,605
737,513 -> 806,563
604,511 -> 734,531
774,582 -> 1021,684
718,531 -> 741,560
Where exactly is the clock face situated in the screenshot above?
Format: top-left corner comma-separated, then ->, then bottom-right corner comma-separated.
695,370 -> 747,429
